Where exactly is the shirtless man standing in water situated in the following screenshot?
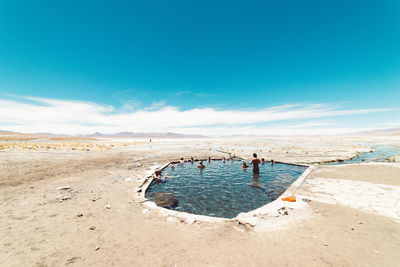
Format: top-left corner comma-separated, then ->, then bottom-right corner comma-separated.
250,153 -> 261,174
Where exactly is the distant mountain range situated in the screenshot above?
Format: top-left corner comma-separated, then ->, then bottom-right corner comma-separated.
83,132 -> 207,139
351,128 -> 400,136
0,130 -> 206,138
1,129 -> 399,138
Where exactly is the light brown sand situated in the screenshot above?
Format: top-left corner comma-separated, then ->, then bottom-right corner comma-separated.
1,137 -> 400,266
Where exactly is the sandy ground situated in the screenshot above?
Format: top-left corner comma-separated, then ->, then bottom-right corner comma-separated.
1,136 -> 400,266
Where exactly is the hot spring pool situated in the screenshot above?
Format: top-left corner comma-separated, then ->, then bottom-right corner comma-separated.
145,160 -> 307,219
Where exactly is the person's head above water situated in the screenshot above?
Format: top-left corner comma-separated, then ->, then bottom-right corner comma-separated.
253,153 -> 257,158
198,160 -> 205,168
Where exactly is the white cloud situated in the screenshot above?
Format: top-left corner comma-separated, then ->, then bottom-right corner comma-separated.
381,121 -> 400,128
0,96 -> 392,136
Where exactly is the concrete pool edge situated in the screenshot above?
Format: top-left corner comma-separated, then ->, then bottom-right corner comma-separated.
135,159 -> 315,224
235,164 -> 316,225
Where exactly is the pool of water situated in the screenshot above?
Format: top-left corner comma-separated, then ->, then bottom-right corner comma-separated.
329,145 -> 400,165
146,161 -> 307,219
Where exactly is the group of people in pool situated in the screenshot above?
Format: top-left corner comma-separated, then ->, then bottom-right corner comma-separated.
153,153 -> 275,183
197,156 -> 235,168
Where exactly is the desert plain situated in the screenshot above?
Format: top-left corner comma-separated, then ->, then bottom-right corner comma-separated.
1,132 -> 400,266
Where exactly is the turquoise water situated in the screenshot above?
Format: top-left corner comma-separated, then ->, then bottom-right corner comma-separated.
330,145 -> 400,164
146,161 -> 306,218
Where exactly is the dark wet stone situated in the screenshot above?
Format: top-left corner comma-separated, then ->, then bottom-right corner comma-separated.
152,192 -> 179,208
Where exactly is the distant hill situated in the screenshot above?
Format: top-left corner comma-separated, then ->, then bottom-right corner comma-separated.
0,130 -> 17,134
84,132 -> 207,139
350,128 -> 400,136
0,130 -> 207,138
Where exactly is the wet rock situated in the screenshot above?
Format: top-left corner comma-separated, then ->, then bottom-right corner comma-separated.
95,246 -> 100,251
77,213 -> 83,217
57,186 -> 71,190
58,194 -> 70,202
237,216 -> 259,226
185,217 -> 196,224
106,204 -> 111,209
90,226 -> 96,230
278,207 -> 289,216
152,192 -> 179,209
66,256 -> 80,264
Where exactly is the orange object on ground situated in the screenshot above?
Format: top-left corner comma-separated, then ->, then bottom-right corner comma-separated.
282,196 -> 296,202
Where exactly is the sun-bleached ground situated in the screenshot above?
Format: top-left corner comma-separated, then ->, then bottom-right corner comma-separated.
1,134 -> 400,266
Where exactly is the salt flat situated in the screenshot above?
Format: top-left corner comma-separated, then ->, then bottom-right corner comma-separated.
297,164 -> 400,221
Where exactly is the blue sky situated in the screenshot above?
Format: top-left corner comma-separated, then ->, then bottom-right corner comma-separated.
0,1 -> 399,135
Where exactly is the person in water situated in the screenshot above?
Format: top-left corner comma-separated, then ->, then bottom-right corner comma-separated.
190,157 -> 194,163
222,157 -> 226,163
242,161 -> 249,170
208,156 -> 211,163
154,169 -> 162,177
250,153 -> 261,174
154,170 -> 168,183
160,172 -> 168,181
261,158 -> 265,164
198,160 -> 205,168
271,159 -> 275,165
179,157 -> 185,164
